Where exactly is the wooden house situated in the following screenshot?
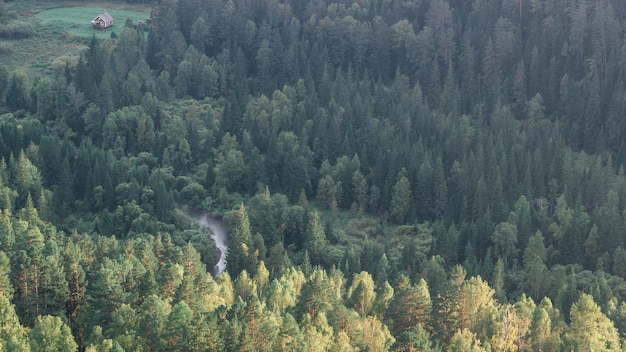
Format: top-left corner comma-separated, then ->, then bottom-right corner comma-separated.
91,12 -> 114,29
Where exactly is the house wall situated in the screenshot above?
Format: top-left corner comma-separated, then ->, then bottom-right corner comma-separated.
92,16 -> 112,28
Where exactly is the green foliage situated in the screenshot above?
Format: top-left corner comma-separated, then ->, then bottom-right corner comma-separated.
306,210 -> 329,266
348,271 -> 376,316
387,276 -> 432,337
529,297 -> 563,352
0,295 -> 29,351
29,315 -> 77,352
389,168 -> 411,224
5,71 -> 29,110
491,215 -> 519,268
35,7 -> 149,39
224,203 -> 254,277
392,324 -> 437,352
2,0 -> 626,349
565,293 -> 621,351
296,269 -> 337,320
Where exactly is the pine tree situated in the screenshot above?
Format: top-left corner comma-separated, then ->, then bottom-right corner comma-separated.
234,270 -> 257,303
491,214 -> 519,267
392,324 -> 436,352
305,210 -> 328,266
12,221 -> 45,325
225,203 -> 254,277
84,262 -> 126,328
278,313 -> 306,351
302,311 -> 334,352
348,271 -> 376,317
40,253 -> 69,317
253,261 -> 270,299
362,315 -> 395,351
387,277 -> 432,337
138,294 -> 171,351
162,301 -> 194,351
448,329 -> 488,352
296,269 -> 335,320
524,231 -> 548,299
529,297 -> 563,352
0,251 -> 12,298
390,168 -> 411,223
0,65 -> 8,103
0,295 -> 29,351
5,71 -> 30,111
433,265 -> 465,343
460,276 -> 497,339
29,315 -> 77,352
565,293 -> 621,351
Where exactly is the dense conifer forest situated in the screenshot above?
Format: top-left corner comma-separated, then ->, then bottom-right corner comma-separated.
3,0 -> 626,350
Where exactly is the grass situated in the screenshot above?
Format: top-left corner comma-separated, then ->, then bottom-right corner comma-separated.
0,1 -> 151,75
36,6 -> 151,39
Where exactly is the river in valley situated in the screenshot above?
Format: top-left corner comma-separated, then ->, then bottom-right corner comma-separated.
188,211 -> 228,275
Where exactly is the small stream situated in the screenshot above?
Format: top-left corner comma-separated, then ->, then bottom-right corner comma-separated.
188,211 -> 228,275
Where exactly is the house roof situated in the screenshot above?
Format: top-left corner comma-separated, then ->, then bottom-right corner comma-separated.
93,12 -> 114,22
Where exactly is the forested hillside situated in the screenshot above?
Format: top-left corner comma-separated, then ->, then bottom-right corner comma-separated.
1,0 -> 626,350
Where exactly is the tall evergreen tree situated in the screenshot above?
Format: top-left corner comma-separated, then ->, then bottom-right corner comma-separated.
225,203 -> 254,277
565,293 -> 621,351
390,168 -> 411,223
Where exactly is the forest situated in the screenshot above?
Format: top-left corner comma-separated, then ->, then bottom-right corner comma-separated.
1,0 -> 626,350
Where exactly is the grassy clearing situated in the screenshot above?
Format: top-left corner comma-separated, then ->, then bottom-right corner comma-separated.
36,6 -> 151,39
0,1 -> 151,75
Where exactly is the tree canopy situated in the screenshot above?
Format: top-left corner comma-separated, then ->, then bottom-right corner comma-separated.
1,0 -> 626,349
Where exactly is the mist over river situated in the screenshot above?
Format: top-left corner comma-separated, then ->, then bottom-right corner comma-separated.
188,211 -> 228,275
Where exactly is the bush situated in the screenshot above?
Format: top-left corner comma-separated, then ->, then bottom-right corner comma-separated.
344,217 -> 382,239
51,54 -> 82,74
0,21 -> 34,39
0,41 -> 12,54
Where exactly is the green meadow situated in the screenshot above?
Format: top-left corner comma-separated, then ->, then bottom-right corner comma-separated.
0,3 -> 151,75
36,6 -> 150,39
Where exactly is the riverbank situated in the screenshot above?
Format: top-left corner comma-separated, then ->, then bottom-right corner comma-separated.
183,208 -> 228,276
196,213 -> 228,275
